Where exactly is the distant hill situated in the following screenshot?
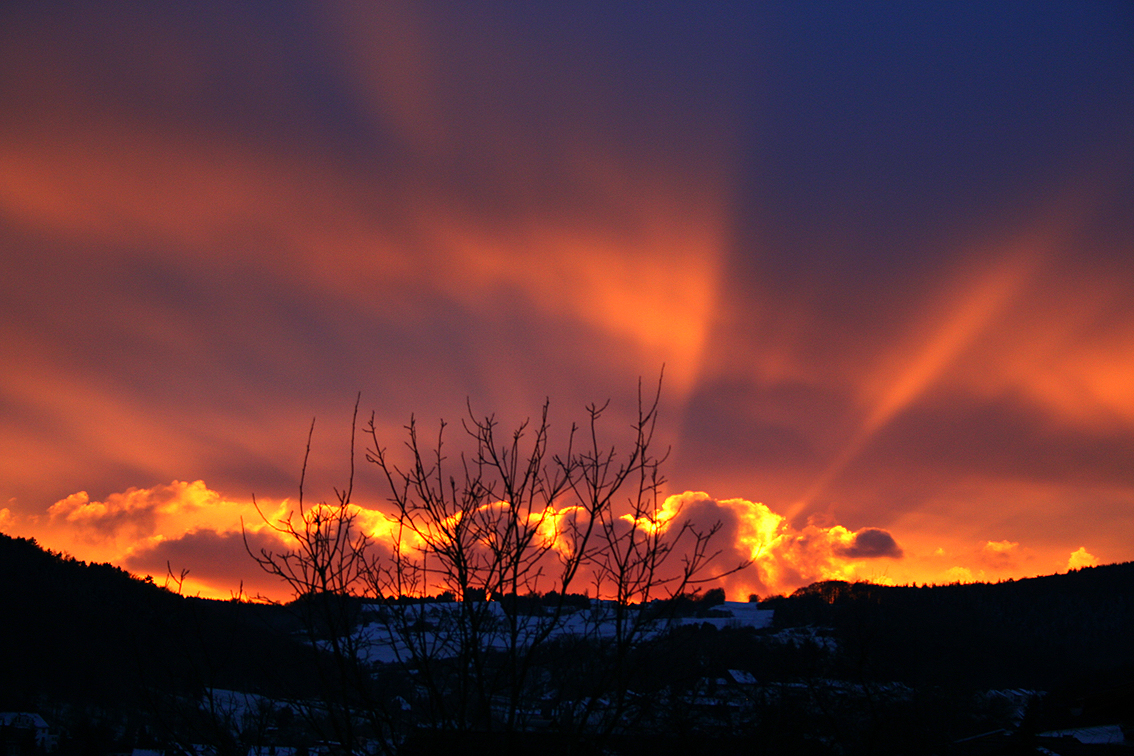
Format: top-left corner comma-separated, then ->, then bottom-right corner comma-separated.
761,563 -> 1134,691
0,531 -> 318,710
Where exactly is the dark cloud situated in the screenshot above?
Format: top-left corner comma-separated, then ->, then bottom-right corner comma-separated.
125,528 -> 290,598
835,528 -> 903,560
864,390 -> 1134,493
678,379 -> 834,465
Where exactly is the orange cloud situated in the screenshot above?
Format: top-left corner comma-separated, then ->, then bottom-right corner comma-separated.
25,479 -> 1123,603
960,266 -> 1134,431
1067,547 -> 1098,571
47,480 -> 268,541
942,566 -> 975,584
0,108 -> 732,534
906,537 -> 1041,586
32,481 -> 299,598
655,492 -> 905,600
30,481 -> 912,602
0,112 -> 727,417
423,201 -> 726,399
981,539 -> 1020,569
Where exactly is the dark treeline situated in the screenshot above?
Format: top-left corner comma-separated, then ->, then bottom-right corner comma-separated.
760,564 -> 1134,692
0,532 -> 320,711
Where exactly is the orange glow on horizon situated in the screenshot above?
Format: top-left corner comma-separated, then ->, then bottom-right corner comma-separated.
4,481 -> 1112,603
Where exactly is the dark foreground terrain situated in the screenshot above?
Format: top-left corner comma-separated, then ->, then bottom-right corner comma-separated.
1,531 -> 1131,755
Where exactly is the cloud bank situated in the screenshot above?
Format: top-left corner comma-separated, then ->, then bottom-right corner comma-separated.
13,478 -> 1113,601
26,480 -> 912,601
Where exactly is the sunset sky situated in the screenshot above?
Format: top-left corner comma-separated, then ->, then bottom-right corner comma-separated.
2,2 -> 1132,600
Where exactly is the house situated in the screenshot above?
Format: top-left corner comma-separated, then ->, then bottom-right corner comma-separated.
0,712 -> 56,753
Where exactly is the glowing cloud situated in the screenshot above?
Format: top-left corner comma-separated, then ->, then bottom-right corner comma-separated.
1067,547 -> 1098,571
23,479 -> 1123,603
30,481 -> 914,602
943,566 -> 975,584
656,492 -> 905,599
36,481 -> 300,598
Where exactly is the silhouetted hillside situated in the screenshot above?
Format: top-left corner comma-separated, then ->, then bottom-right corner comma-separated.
0,532 -> 318,711
761,564 -> 1134,691
3,532 -> 1132,754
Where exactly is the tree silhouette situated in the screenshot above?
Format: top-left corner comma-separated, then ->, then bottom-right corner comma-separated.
248,377 -> 746,752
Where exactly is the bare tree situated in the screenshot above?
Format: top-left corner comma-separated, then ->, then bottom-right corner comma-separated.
248,377 -> 746,752
247,398 -> 394,751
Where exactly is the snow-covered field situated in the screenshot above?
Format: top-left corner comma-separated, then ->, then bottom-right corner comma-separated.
336,600 -> 774,664
680,601 -> 774,630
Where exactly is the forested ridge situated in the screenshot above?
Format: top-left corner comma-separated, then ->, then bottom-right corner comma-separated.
761,563 -> 1134,691
0,532 -> 317,710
